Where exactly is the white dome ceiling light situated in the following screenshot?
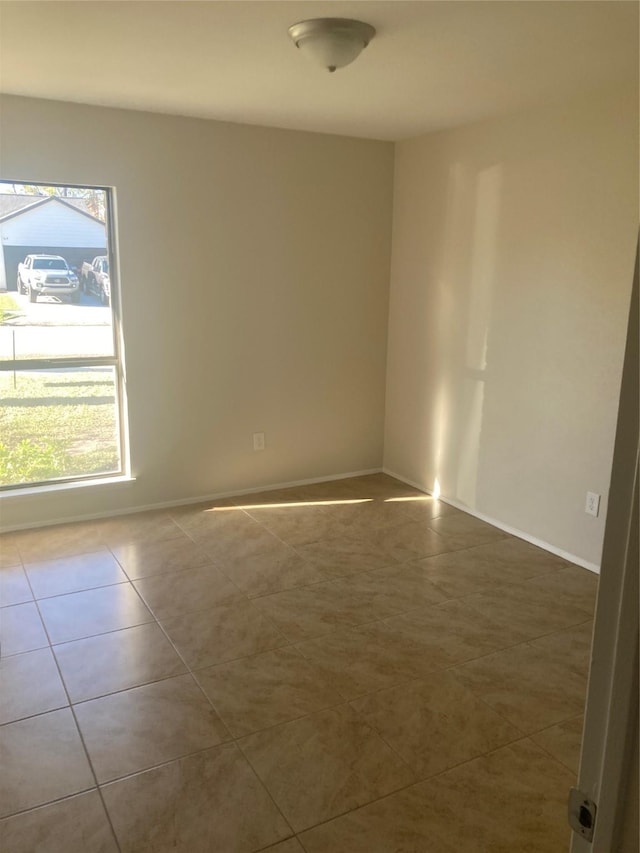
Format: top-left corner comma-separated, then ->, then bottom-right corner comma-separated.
288,18 -> 376,73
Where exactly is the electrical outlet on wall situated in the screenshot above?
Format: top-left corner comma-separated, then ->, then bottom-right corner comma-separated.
253,432 -> 265,451
585,492 -> 600,517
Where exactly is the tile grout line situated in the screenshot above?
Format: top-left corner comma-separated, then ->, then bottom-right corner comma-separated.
142,602 -> 359,772
1,608 -> 591,764
253,835 -> 301,853
240,730 -> 544,844
289,729 -> 581,846
164,667 -> 572,841
2,569 -> 593,643
101,737 -> 298,846
1,486 -> 594,846
1,571 -> 590,660
337,663 -> 582,789
294,736 -> 555,843
165,493 -> 510,584
9,496 -> 576,601
441,615 -> 595,674
10,566 -> 124,853
11,579 -> 542,822
13,535 -> 293,847
229,745 -> 297,844
106,518 -> 585,613
1,788 -> 109,825
1,579 -> 594,712
2,725 -> 573,846
529,727 -> 583,777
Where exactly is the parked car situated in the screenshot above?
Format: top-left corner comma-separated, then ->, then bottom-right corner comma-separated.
17,254 -> 81,303
81,256 -> 110,305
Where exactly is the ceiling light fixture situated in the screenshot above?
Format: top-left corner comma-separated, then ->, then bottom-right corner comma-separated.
288,18 -> 376,73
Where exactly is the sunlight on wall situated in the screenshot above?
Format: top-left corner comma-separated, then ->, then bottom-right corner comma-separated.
456,163 -> 502,507
385,87 -> 638,565
465,165 -> 501,371
423,161 -> 502,507
430,380 -> 449,500
426,163 -> 466,496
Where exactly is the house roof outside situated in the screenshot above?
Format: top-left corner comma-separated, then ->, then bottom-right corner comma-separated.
0,194 -> 104,225
0,195 -> 44,218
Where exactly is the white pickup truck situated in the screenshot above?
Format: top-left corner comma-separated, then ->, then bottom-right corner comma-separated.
81,255 -> 110,305
17,254 -> 81,304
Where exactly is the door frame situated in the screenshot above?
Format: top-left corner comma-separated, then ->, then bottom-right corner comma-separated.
571,245 -> 639,852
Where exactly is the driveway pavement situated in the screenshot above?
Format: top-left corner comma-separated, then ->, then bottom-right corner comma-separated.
1,290 -> 114,360
8,289 -> 111,324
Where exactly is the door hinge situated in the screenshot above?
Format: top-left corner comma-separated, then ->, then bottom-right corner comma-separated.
568,787 -> 597,843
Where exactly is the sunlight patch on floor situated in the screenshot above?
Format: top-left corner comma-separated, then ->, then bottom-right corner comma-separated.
207,498 -> 374,512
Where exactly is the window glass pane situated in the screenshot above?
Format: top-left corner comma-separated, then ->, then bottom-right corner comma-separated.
0,319 -> 114,361
0,366 -> 121,487
0,183 -> 114,362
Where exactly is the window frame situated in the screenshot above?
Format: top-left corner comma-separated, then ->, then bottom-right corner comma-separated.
0,181 -> 128,492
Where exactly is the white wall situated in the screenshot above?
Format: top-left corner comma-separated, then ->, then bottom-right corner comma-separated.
384,87 -> 638,567
0,199 -> 105,246
0,95 -> 393,528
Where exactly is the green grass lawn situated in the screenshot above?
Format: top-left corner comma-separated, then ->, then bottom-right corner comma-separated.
0,368 -> 120,486
0,293 -> 22,325
0,293 -> 20,312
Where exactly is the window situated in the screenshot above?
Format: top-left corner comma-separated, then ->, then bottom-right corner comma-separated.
0,181 -> 127,489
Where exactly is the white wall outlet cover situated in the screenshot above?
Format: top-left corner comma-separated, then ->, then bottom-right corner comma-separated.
585,491 -> 601,517
253,432 -> 265,451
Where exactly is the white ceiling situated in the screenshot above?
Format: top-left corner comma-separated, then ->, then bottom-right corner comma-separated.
0,1 -> 637,140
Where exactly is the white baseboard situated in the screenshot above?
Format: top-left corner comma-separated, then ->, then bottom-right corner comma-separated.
0,468 -> 383,533
383,467 -> 601,574
3,464 -> 601,576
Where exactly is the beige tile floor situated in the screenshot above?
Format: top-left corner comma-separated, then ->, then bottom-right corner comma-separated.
0,473 -> 597,852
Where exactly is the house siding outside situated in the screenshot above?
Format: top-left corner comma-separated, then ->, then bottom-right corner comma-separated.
0,198 -> 106,288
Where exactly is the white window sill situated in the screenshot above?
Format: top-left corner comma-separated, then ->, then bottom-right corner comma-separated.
1,475 -> 136,500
